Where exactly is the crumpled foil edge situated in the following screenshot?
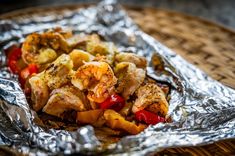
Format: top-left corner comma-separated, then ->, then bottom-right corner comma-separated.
0,0 -> 234,155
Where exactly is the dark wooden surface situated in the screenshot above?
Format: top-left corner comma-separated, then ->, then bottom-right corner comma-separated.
0,0 -> 235,29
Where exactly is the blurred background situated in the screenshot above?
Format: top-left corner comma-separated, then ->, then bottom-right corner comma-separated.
0,0 -> 234,29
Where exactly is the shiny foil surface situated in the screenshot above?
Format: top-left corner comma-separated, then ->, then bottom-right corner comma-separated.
0,0 -> 235,155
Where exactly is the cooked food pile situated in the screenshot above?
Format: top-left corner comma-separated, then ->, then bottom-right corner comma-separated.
7,28 -> 170,135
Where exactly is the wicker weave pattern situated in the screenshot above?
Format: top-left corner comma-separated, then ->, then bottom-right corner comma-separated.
0,5 -> 235,155
127,7 -> 235,89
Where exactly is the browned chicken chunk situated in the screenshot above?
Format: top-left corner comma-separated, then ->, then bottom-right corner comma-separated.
28,73 -> 49,111
115,62 -> 146,99
115,52 -> 147,69
132,83 -> 169,117
43,54 -> 73,90
43,85 -> 89,118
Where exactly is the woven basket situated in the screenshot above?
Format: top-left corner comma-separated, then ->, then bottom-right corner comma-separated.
127,7 -> 235,89
0,4 -> 235,156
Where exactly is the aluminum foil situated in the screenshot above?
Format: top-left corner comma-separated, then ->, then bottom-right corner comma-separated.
0,0 -> 235,155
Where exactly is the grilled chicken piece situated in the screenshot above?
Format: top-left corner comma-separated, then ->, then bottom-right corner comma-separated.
67,34 -> 101,50
43,85 -> 89,118
115,62 -> 145,99
29,54 -> 73,111
29,73 -> 49,111
88,42 -> 117,65
69,34 -> 117,64
43,54 -> 73,90
132,83 -> 169,117
115,52 -> 147,69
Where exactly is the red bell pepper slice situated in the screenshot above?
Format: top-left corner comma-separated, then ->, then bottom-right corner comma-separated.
7,47 -> 22,74
20,64 -> 38,80
100,94 -> 125,112
19,64 -> 38,87
135,110 -> 165,125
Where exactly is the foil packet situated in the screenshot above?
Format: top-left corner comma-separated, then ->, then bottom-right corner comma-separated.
0,0 -> 235,155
